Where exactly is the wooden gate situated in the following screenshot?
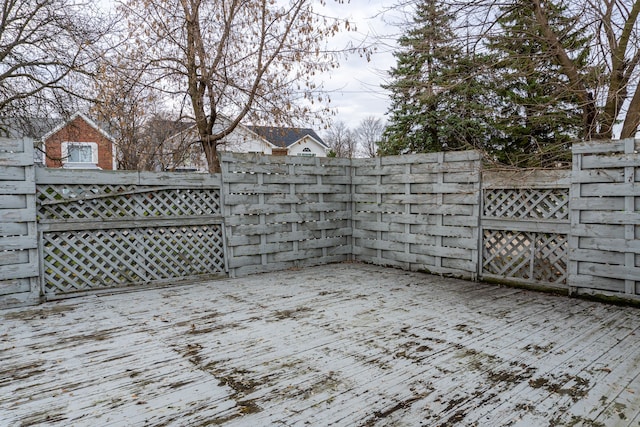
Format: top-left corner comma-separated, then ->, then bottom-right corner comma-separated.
36,169 -> 226,299
480,170 -> 570,289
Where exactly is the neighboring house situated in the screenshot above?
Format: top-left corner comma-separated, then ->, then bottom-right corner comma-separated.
39,112 -> 117,170
2,112 -> 117,170
164,117 -> 329,172
247,126 -> 329,157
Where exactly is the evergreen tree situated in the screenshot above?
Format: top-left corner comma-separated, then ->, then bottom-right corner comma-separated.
486,0 -> 590,167
379,0 -> 493,156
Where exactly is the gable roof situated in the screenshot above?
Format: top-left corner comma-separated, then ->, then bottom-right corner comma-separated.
1,112 -> 114,142
247,126 -> 328,149
40,112 -> 115,143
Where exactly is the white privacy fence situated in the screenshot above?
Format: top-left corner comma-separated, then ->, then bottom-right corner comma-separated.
0,138 -> 39,308
570,140 -> 640,298
1,138 -> 639,308
352,152 -> 481,279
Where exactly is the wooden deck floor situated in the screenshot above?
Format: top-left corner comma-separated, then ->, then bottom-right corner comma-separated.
2,263 -> 640,426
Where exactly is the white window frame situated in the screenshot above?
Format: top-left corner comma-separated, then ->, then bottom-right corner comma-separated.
61,142 -> 99,168
298,147 -> 315,157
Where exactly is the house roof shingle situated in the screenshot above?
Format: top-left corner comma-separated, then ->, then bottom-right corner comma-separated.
247,126 -> 328,149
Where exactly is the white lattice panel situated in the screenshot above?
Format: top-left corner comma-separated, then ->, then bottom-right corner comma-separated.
36,172 -> 226,298
484,188 -> 569,220
37,186 -> 221,220
482,230 -> 567,285
481,172 -> 570,288
42,225 -> 225,295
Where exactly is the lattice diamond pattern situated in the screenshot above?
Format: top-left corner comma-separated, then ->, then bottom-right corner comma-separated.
533,234 -> 567,283
483,231 -> 532,279
484,189 -> 569,220
483,230 -> 567,285
43,225 -> 225,295
37,186 -> 221,220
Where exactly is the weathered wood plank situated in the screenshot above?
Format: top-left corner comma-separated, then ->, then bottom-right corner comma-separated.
581,153 -> 640,169
37,215 -> 224,232
444,171 -> 481,183
567,274 -> 627,293
570,197 -> 624,210
0,260 -> 38,281
229,203 -> 292,215
0,207 -> 36,223
0,165 -> 26,180
579,182 -> 640,197
411,160 -> 479,174
227,223 -> 292,235
0,235 -> 37,251
0,278 -> 30,296
579,210 -> 640,225
482,218 -> 570,234
294,165 -> 348,176
265,230 -> 321,243
36,169 -> 221,187
0,194 -> 26,209
36,167 -> 140,185
411,183 -> 477,194
352,164 -> 405,177
409,224 -> 475,238
0,180 -> 35,195
380,152 -> 440,165
571,139 -> 629,154
137,171 -> 221,187
0,150 -> 32,166
571,223 -> 626,239
410,243 -> 471,259
578,261 -> 640,283
571,248 -> 626,265
0,250 -> 28,266
263,174 -> 317,184
380,174 -> 438,184
410,203 -> 475,216
232,242 -> 294,256
352,220 -> 404,233
578,237 -> 640,254
483,169 -> 570,189
0,137 -> 27,152
0,222 -> 27,237
571,169 -> 624,184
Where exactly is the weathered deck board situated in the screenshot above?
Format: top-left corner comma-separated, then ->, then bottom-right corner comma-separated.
2,263 -> 640,426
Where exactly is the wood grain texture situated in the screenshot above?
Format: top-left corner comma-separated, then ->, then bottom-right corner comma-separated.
2,263 -> 639,426
0,137 -> 39,308
570,138 -> 640,297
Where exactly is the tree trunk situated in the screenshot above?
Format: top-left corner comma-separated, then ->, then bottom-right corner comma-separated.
531,0 -> 598,140
202,140 -> 221,173
621,87 -> 640,139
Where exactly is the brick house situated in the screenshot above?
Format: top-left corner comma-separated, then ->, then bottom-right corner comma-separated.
39,112 -> 117,170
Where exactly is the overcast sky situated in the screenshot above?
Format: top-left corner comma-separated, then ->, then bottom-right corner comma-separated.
100,0 -> 403,131
315,0 -> 402,130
